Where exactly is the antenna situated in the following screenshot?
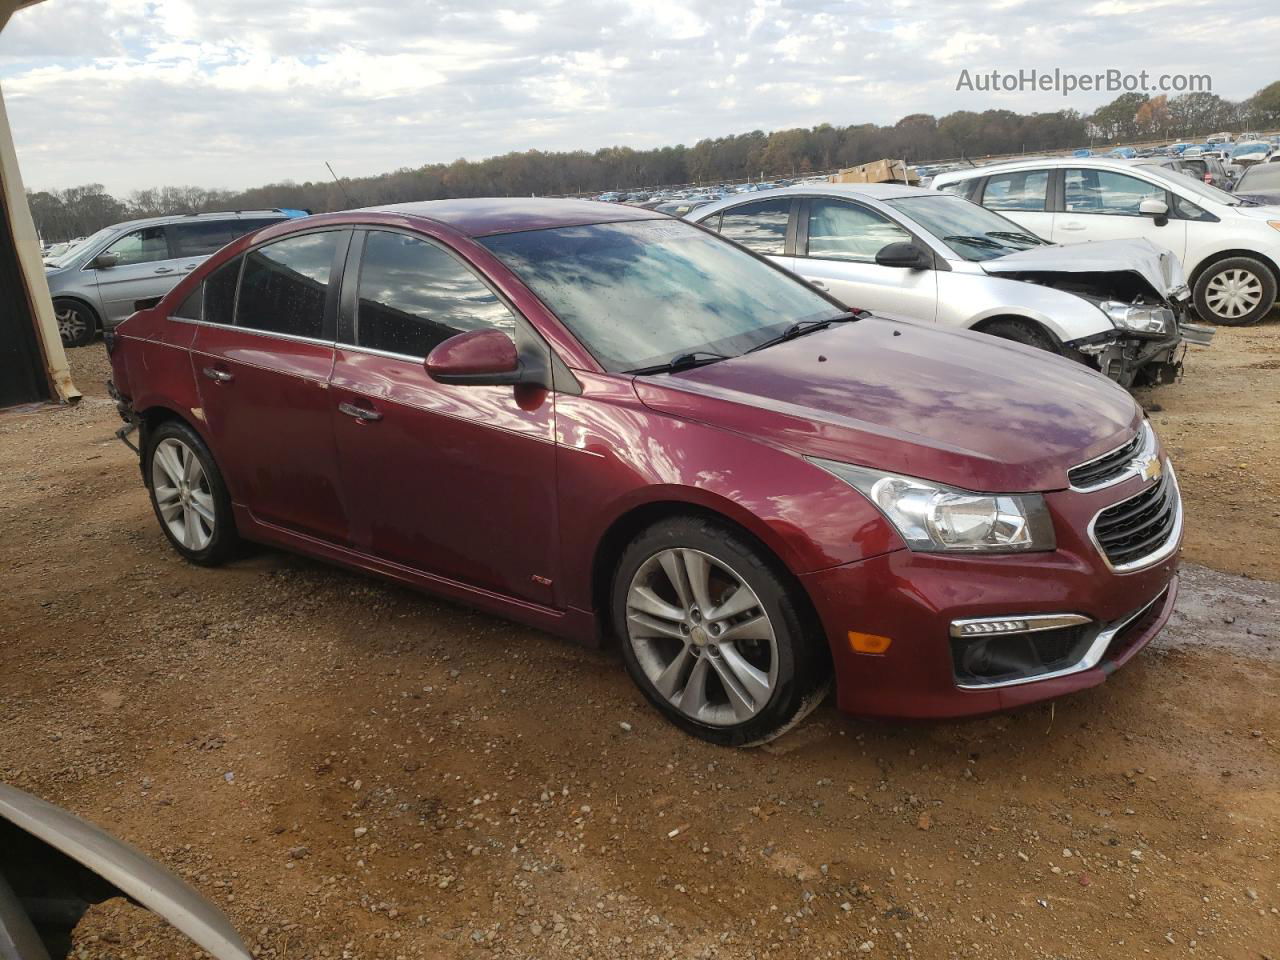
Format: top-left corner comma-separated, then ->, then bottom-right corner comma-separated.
326,161 -> 355,207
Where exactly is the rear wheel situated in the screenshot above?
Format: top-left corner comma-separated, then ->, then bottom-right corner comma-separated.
146,420 -> 239,566
53,299 -> 97,347
612,516 -> 829,746
1193,257 -> 1276,326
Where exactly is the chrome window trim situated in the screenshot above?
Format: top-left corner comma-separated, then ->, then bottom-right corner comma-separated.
1088,462 -> 1183,573
955,585 -> 1169,691
337,342 -> 424,364
1068,420 -> 1156,492
167,314 -> 336,348
949,613 -> 1091,640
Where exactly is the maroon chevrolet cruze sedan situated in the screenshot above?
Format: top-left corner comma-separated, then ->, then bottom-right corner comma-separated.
106,198 -> 1181,746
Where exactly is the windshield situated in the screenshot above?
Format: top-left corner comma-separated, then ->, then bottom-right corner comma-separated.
480,219 -> 845,372
1237,164 -> 1280,192
1136,163 -> 1238,205
45,226 -> 117,267
882,195 -> 1046,261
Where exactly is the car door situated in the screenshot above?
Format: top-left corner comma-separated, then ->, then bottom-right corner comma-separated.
973,169 -> 1056,238
190,228 -> 352,543
700,197 -> 797,272
790,196 -> 937,321
327,228 -> 559,607
93,225 -> 189,324
1053,168 -> 1187,259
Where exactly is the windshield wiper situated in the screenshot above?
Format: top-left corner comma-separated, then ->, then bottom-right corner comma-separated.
986,230 -> 1044,245
746,312 -> 859,354
626,351 -> 733,376
942,234 -> 1006,250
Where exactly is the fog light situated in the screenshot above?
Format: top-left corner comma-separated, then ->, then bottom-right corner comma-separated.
957,619 -> 1030,636
848,631 -> 892,655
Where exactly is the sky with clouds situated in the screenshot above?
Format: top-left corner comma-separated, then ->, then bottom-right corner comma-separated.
0,0 -> 1273,194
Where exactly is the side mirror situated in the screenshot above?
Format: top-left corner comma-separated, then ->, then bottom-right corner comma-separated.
90,252 -> 119,269
1139,197 -> 1169,226
874,241 -> 932,270
426,329 -> 524,387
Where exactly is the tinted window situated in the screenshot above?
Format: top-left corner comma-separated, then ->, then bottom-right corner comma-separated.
1172,195 -> 1215,221
355,231 -> 516,358
981,171 -> 1049,211
203,256 -> 242,325
105,226 -> 170,266
716,199 -> 790,255
235,217 -> 287,235
1064,169 -> 1165,215
886,195 -> 1046,262
170,220 -> 236,258
236,232 -> 338,338
480,219 -> 843,373
806,199 -> 912,262
174,285 -> 203,321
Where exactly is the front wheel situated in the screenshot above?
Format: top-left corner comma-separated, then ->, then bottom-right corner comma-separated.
53,299 -> 97,347
612,516 -> 829,746
1193,257 -> 1277,326
146,420 -> 239,566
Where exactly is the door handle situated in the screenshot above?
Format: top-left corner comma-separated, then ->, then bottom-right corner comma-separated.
338,401 -> 382,422
201,366 -> 234,383
1058,222 -> 1086,231
809,279 -> 828,289
154,267 -> 174,274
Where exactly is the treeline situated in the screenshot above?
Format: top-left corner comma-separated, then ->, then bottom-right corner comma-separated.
30,83 -> 1280,243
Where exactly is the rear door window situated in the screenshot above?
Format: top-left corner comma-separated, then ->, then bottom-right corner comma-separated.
236,232 -> 340,339
715,198 -> 791,255
980,171 -> 1049,211
170,220 -> 237,258
353,230 -> 516,358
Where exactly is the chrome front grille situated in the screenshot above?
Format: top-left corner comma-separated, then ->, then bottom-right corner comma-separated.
1090,466 -> 1181,571
1068,427 -> 1146,490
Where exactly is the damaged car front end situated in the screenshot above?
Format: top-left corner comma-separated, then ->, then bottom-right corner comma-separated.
978,238 -> 1215,388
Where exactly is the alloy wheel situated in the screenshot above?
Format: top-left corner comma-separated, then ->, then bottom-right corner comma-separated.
625,548 -> 778,726
1205,268 -> 1264,320
55,304 -> 88,343
151,438 -> 216,552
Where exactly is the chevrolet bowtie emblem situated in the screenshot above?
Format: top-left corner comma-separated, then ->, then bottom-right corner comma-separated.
1134,455 -> 1163,483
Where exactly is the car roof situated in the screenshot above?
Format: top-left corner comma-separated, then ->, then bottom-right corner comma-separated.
100,210 -> 292,233
361,198 -> 667,237
692,182 -> 937,215
932,155 -> 1154,182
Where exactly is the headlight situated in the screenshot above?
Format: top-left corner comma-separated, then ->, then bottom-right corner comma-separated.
809,460 -> 1056,553
1100,301 -> 1173,336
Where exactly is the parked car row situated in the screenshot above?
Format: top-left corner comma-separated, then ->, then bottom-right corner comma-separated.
44,209 -> 307,346
107,196 -> 1184,745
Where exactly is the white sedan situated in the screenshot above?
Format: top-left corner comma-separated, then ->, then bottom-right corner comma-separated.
686,183 -> 1210,389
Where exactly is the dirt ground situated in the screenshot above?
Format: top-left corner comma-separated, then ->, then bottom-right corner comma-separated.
1,323 -> 1278,960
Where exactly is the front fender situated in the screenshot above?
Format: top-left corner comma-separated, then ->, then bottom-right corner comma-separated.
937,273 -> 1114,342
554,373 -> 903,613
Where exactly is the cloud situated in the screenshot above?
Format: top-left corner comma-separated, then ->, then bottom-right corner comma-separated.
0,0 -> 1272,194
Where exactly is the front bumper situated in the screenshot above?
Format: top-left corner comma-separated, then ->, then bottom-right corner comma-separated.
1068,306 -> 1214,388
799,472 -> 1181,719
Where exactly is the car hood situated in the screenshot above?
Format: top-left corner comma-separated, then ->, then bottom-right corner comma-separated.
635,317 -> 1141,493
1231,200 -> 1280,221
980,238 -> 1187,299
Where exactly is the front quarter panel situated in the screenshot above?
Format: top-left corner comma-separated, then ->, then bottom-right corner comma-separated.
554,372 -> 904,614
936,272 -> 1114,341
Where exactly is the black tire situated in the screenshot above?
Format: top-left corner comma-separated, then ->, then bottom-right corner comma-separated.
53,299 -> 97,347
979,317 -> 1063,354
611,515 -> 830,747
1193,256 -> 1277,326
145,420 -> 239,566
